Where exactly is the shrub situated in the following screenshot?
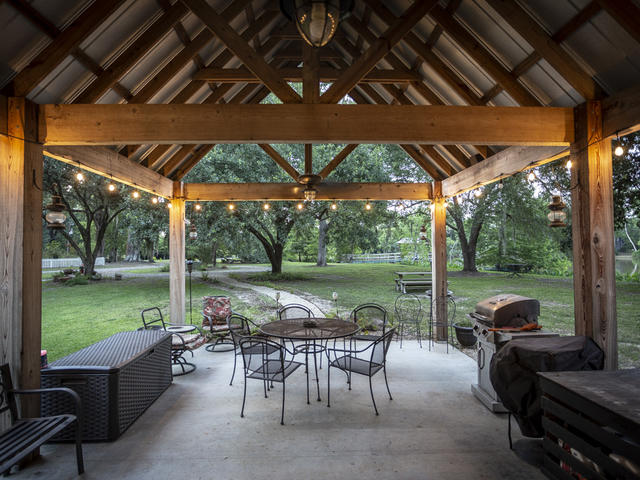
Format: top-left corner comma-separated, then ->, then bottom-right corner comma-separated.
245,272 -> 308,282
200,270 -> 209,281
160,264 -> 170,272
65,275 -> 89,286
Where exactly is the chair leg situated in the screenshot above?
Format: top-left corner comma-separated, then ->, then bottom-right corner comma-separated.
241,374 -> 247,418
399,323 -> 404,349
230,352 -> 237,386
416,321 -> 422,349
327,363 -> 331,408
313,349 -> 321,402
75,419 -> 85,475
305,351 -> 310,405
383,366 -> 393,400
369,375 -> 379,415
281,379 -> 286,425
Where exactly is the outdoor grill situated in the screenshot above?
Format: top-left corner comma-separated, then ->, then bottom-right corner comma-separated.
467,294 -> 557,412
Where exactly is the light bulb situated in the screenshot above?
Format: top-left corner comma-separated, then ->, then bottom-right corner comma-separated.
194,203 -> 202,211
498,179 -> 504,189
107,183 -> 116,192
566,159 -> 572,170
615,145 -> 624,157
132,191 -> 140,199
262,202 -> 270,211
151,197 -> 158,204
330,201 -> 338,211
527,171 -> 536,182
474,189 -> 482,198
227,203 -> 235,211
167,203 -> 172,209
365,201 -> 372,210
296,202 -> 304,210
75,172 -> 84,182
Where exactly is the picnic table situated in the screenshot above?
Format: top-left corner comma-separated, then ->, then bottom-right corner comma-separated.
394,271 -> 432,293
503,263 -> 530,278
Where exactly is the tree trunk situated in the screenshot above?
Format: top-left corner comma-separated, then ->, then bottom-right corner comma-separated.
125,228 -> 140,262
212,242 -> 217,268
317,218 -> 329,266
272,244 -> 283,274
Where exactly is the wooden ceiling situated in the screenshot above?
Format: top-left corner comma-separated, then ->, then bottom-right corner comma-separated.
2,0 -> 639,186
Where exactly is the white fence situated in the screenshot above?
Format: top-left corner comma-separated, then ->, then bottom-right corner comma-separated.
42,257 -> 105,269
342,253 -> 403,264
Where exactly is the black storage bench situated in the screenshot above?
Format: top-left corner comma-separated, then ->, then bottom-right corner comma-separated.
41,330 -> 172,441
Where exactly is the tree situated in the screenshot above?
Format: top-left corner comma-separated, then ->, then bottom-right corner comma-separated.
43,158 -> 127,273
613,132 -> 640,229
120,195 -> 169,262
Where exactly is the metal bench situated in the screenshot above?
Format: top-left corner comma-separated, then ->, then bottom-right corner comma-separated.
0,364 -> 84,476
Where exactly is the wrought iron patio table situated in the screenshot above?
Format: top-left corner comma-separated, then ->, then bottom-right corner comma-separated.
259,318 -> 359,403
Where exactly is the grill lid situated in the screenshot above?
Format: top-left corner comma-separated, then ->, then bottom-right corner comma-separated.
474,294 -> 539,328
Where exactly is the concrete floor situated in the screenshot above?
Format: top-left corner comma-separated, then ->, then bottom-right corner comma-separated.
14,341 -> 546,480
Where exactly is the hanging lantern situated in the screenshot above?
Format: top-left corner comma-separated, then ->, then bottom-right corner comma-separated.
547,195 -> 567,228
189,224 -> 198,240
280,0 -> 353,47
45,194 -> 66,230
419,225 -> 427,242
303,186 -> 317,202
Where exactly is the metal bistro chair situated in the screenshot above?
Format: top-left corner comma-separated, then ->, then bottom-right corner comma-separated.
428,295 -> 457,353
227,313 -> 278,386
239,336 -> 303,425
141,307 -> 206,375
350,304 -> 388,342
277,304 -> 323,403
394,293 -> 423,348
326,327 -> 396,415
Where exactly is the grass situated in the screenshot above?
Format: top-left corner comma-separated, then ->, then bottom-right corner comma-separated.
42,261 -> 640,368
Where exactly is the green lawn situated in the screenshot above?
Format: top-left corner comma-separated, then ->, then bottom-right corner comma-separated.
43,262 -> 640,367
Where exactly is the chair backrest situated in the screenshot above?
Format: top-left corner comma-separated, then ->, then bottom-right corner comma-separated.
141,307 -> 167,330
238,336 -> 284,373
227,313 -> 252,347
394,293 -> 422,325
370,328 -> 396,366
0,364 -> 18,422
277,303 -> 312,320
432,295 -> 456,324
350,303 -> 387,333
202,296 -> 231,326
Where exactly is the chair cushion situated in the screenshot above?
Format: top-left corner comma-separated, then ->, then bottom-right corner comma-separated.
172,334 -> 206,350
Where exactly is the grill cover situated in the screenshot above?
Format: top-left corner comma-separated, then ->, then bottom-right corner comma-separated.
490,336 -> 603,437
474,294 -> 539,327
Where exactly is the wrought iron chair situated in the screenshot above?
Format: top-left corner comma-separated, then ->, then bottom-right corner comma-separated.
350,303 -> 388,342
238,336 -> 303,425
325,327 -> 396,415
201,295 -> 233,352
141,307 -> 206,375
227,313 -> 278,386
428,295 -> 457,353
394,293 -> 423,348
277,303 -> 312,320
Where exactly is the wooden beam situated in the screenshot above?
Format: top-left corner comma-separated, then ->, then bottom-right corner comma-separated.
74,2 -> 189,104
183,182 -> 433,201
258,144 -> 300,181
9,0 -> 125,97
487,0 -> 601,100
596,0 -> 640,46
43,146 -> 173,198
275,45 -> 343,61
427,4 -> 540,106
441,145 -> 567,197
321,0 -> 437,103
173,144 -> 213,181
602,84 -> 640,138
169,187 -> 185,325
181,0 -> 301,103
304,144 -> 312,175
431,183 -> 448,340
193,67 -> 421,83
302,44 -> 320,104
318,144 -> 358,179
570,101 -> 616,370
39,104 -> 574,146
418,145 -> 458,177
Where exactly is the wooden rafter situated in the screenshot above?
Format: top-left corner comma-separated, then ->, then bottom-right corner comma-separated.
184,182 -> 433,201
320,0 -> 438,103
487,0 -> 601,100
74,2 -> 189,103
274,45 -> 342,61
400,144 -> 444,181
8,0 -> 126,97
193,67 -> 420,83
302,44 -> 320,103
181,0 -> 301,103
418,145 -> 458,177
318,144 -> 359,179
258,144 -> 300,181
595,0 -> 640,46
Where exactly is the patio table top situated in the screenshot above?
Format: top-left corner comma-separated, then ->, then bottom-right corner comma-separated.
259,317 -> 359,340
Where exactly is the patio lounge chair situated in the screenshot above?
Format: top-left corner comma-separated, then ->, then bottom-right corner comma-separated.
326,327 -> 396,415
238,336 -> 303,425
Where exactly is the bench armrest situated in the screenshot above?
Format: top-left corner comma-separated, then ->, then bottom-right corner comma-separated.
11,387 -> 82,417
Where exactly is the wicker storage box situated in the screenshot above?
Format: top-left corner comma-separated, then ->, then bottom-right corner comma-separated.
41,330 -> 172,441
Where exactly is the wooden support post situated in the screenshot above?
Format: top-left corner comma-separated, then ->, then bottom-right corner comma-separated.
0,97 -> 43,427
570,101 -> 617,369
169,183 -> 185,325
431,182 -> 448,341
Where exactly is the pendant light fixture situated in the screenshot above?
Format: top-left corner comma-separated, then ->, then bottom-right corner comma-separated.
280,0 -> 354,47
189,224 -> 198,240
45,189 -> 67,231
547,195 -> 567,228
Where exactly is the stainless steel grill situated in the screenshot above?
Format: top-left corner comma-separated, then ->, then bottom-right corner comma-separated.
468,294 -> 557,412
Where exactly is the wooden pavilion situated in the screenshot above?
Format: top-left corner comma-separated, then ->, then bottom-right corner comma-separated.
1,0 -> 639,422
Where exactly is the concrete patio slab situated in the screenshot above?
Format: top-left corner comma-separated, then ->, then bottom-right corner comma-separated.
12,341 -> 546,480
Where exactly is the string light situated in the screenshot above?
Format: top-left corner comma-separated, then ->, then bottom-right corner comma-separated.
107,183 -> 116,192
527,171 -> 536,182
151,197 -> 158,204
364,200 -> 372,210
474,188 -> 483,198
262,202 -> 271,211
296,202 -> 304,210
167,202 -> 172,209
330,201 -> 338,211
227,202 -> 235,212
498,179 -> 504,190
566,159 -> 572,170
194,202 -> 202,211
614,132 -> 625,157
132,190 -> 140,199
75,171 -> 85,182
